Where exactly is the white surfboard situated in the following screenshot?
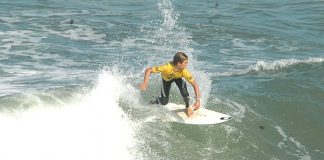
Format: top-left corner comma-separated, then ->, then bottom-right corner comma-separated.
161,103 -> 232,125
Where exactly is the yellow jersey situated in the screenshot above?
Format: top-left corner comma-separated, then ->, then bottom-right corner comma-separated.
151,62 -> 195,85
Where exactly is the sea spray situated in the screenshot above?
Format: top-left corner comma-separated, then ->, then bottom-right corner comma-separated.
0,70 -> 138,160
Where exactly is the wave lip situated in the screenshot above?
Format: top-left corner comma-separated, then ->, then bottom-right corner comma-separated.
212,57 -> 324,77
249,57 -> 324,72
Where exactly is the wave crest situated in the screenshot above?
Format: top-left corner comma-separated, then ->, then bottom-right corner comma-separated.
250,57 -> 324,72
213,57 -> 324,77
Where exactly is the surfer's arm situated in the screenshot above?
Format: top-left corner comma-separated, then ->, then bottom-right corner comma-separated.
183,70 -> 200,101
190,80 -> 201,110
191,80 -> 201,101
139,67 -> 153,91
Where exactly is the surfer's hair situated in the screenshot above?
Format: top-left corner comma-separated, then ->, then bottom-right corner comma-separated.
173,52 -> 188,65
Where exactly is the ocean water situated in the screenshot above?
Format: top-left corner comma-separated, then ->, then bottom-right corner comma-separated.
0,0 -> 323,159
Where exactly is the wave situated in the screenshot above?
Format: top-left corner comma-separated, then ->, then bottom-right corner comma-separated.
0,70 -> 140,160
0,30 -> 45,52
275,125 -> 311,160
41,20 -> 106,43
248,57 -> 324,72
212,57 -> 324,77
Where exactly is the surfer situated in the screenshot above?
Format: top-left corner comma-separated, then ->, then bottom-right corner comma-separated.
139,52 -> 201,117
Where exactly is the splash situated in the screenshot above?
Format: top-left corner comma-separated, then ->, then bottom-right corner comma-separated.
155,0 -> 211,107
0,70 -> 138,160
157,0 -> 179,30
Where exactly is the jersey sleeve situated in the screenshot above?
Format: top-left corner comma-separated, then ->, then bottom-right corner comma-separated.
151,63 -> 168,73
183,69 -> 195,84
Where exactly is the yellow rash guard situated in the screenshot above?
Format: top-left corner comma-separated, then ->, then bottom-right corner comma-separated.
151,62 -> 195,85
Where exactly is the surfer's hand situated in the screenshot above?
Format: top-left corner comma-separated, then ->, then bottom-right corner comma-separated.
139,82 -> 147,91
193,100 -> 200,111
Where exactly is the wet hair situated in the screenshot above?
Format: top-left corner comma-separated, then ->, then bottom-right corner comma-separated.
173,52 -> 188,65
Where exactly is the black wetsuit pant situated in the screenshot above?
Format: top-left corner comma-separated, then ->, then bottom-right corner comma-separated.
159,78 -> 190,108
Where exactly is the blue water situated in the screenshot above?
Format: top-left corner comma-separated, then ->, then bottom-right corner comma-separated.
1,0 -> 324,159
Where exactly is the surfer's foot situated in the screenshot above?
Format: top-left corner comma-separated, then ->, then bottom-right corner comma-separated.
186,107 -> 193,117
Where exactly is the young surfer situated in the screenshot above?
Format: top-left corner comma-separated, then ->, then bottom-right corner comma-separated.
139,52 -> 201,117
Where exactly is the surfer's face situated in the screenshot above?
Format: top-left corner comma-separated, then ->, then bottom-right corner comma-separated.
177,60 -> 188,70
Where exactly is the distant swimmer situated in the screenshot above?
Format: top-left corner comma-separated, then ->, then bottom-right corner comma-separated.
69,19 -> 74,24
139,52 -> 201,117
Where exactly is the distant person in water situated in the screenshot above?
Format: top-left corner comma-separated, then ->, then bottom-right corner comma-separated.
139,52 -> 201,117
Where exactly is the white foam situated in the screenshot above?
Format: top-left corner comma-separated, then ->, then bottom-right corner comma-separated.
276,40 -> 299,52
0,17 -> 21,23
42,23 -> 106,43
11,10 -> 91,18
143,116 -> 160,123
222,124 -> 244,144
0,70 -> 140,160
0,30 -> 45,51
0,39 -> 95,95
232,38 -> 262,51
274,125 -> 311,160
223,124 -> 237,135
214,98 -> 246,122
219,38 -> 264,55
211,57 -> 324,77
249,58 -> 324,71
249,57 -> 324,72
0,15 -> 104,97
1,10 -> 105,44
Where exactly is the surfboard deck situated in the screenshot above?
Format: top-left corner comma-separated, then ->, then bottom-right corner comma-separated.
161,103 -> 232,125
